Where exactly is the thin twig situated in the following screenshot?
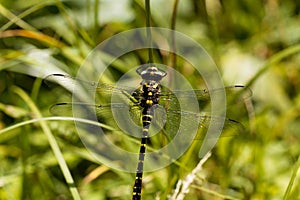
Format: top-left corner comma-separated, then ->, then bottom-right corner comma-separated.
169,151 -> 211,200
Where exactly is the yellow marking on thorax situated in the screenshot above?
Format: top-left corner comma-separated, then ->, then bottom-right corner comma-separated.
152,83 -> 158,88
146,100 -> 153,105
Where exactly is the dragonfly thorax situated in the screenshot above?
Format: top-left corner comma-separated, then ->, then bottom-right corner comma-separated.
138,80 -> 161,108
134,65 -> 166,108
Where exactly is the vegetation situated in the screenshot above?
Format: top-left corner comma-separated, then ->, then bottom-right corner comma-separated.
1,0 -> 300,199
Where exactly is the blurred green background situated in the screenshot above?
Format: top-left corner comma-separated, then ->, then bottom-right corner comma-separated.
1,0 -> 300,199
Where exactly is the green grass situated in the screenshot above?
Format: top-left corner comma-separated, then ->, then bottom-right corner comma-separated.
1,0 -> 300,199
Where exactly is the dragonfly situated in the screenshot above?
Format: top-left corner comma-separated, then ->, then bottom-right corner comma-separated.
45,64 -> 251,200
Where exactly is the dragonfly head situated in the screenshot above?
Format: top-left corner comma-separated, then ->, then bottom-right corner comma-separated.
136,65 -> 166,81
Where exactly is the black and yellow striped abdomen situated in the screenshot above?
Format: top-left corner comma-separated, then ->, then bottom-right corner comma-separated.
132,65 -> 166,200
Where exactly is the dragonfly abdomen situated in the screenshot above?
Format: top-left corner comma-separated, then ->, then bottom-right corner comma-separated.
132,109 -> 155,200
132,65 -> 166,200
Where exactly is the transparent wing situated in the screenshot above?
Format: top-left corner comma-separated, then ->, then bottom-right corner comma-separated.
166,109 -> 242,140
46,74 -> 250,140
46,74 -> 251,100
158,85 -> 252,117
49,102 -> 243,140
160,85 -> 252,103
50,102 -> 122,117
45,74 -> 137,95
